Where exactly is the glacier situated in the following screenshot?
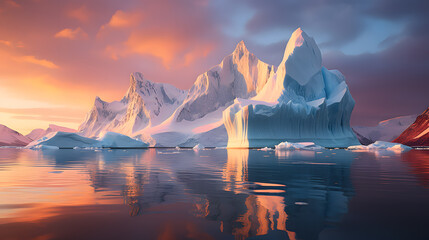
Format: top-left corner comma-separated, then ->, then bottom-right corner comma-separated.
223,28 -> 359,148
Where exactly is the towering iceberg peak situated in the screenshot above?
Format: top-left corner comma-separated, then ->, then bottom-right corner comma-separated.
254,28 -> 325,103
223,28 -> 359,148
281,28 -> 322,86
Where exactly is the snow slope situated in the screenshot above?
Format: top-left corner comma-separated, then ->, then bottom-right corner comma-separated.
393,108 -> 429,146
78,72 -> 187,137
0,124 -> 32,146
353,115 -> 417,142
26,124 -> 76,141
223,28 -> 359,148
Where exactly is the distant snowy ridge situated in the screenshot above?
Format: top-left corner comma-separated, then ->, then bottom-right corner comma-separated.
26,124 -> 76,141
223,28 -> 359,148
353,115 -> 417,143
0,124 -> 32,146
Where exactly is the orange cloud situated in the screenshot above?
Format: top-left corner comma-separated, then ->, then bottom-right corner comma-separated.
54,27 -> 88,40
125,31 -> 186,68
108,29 -> 217,68
0,40 -> 12,47
184,43 -> 215,66
106,10 -> 142,28
68,5 -> 90,22
14,55 -> 59,69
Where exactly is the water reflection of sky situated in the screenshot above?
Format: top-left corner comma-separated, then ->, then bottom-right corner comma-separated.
0,148 -> 429,239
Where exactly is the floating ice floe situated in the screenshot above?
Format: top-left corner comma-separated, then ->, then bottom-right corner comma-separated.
348,141 -> 412,152
275,141 -> 324,150
193,144 -> 205,150
30,145 -> 59,150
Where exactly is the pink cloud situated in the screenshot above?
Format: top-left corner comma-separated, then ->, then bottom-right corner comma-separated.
67,5 -> 90,22
105,10 -> 142,28
55,27 -> 88,40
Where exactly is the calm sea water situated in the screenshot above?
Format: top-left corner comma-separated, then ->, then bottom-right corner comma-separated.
0,148 -> 429,240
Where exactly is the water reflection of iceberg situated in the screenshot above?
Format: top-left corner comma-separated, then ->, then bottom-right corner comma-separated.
190,149 -> 355,240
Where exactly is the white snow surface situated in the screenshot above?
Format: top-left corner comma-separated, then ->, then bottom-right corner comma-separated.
348,141 -> 412,152
275,141 -> 323,150
353,115 -> 417,142
0,124 -> 32,146
26,124 -> 76,141
223,28 -> 359,148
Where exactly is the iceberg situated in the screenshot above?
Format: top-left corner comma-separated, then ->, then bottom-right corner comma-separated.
26,131 -> 149,149
98,132 -> 149,148
348,141 -> 412,152
223,28 -> 359,148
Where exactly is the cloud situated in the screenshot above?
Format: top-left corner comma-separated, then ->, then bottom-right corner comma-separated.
0,107 -> 83,123
105,10 -> 142,28
67,5 -> 90,22
0,40 -> 12,47
324,34 -> 429,126
100,1 -> 223,68
54,27 -> 88,40
14,55 -> 59,69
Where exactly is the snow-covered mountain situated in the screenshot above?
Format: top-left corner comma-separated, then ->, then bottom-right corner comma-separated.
172,41 -> 275,122
78,72 -> 187,137
223,28 -> 359,148
26,124 -> 76,141
394,108 -> 429,146
131,41 -> 275,146
353,115 -> 417,143
0,124 -> 32,146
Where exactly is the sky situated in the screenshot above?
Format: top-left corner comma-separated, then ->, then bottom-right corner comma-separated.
0,0 -> 428,134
